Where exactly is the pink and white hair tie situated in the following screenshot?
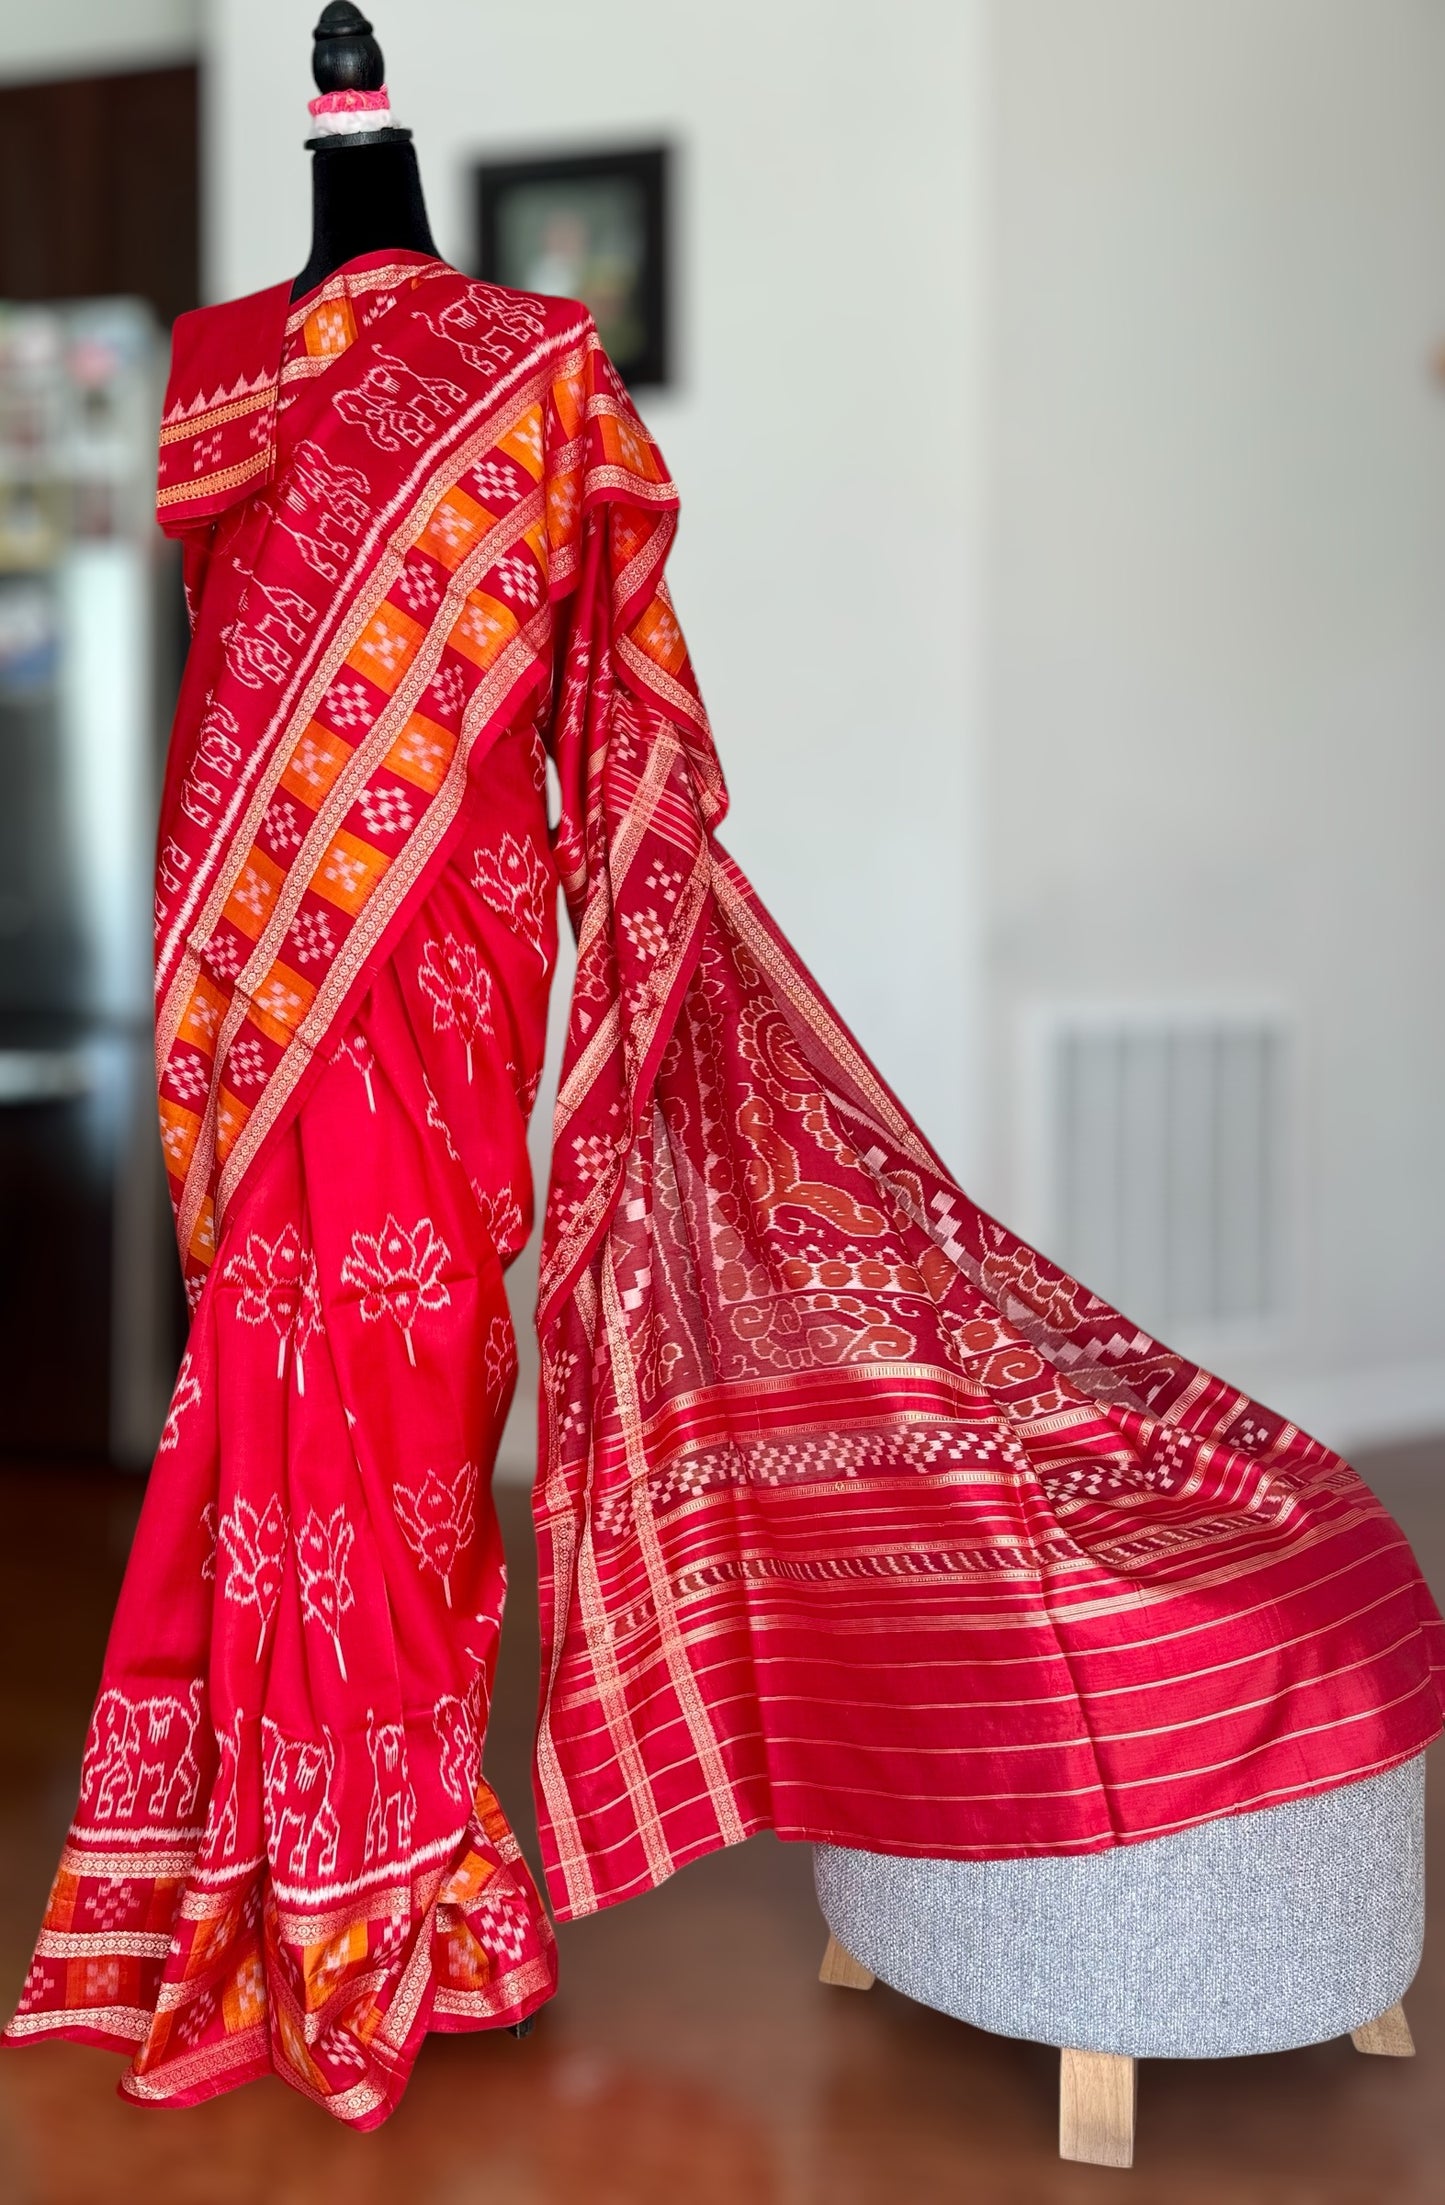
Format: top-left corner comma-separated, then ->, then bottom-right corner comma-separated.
307,86 -> 394,137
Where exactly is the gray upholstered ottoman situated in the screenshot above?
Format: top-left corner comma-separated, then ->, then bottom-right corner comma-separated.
815,1756 -> 1426,2168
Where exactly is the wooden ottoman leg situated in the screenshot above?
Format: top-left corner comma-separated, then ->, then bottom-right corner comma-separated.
1059,2047 -> 1136,2169
819,1933 -> 875,1990
1351,2002 -> 1415,2057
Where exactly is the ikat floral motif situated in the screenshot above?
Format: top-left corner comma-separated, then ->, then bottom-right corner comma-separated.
341,1215 -> 452,1365
393,1462 -> 478,1608
296,1506 -> 356,1679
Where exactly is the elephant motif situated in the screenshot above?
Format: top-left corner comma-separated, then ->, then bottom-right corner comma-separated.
200,1706 -> 245,1864
418,290 -> 545,378
220,577 -> 318,691
179,697 -> 245,829
267,438 -> 372,583
261,1717 -> 341,1882
334,351 -> 467,453
364,1708 -> 416,1862
78,1678 -> 204,1825
432,1691 -> 481,1809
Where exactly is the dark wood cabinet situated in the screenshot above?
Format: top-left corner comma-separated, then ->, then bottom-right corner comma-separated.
0,64 -> 199,328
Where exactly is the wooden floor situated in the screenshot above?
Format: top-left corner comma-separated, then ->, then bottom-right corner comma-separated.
0,1442 -> 1442,2203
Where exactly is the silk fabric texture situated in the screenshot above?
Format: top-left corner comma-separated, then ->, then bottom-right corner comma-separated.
7,255 -> 1443,2126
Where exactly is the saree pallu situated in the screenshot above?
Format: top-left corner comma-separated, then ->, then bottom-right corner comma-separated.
529,294 -> 1445,1914
7,251 -> 1445,2122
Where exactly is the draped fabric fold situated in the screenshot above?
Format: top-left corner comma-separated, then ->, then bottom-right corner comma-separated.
6,256 -> 572,2124
529,301 -> 1445,1920
6,251 -> 1443,2122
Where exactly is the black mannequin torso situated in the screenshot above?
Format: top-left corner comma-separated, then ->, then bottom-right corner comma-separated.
291,3 -> 440,301
292,140 -> 439,299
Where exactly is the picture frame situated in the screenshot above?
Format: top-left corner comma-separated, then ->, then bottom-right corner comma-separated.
474,144 -> 671,390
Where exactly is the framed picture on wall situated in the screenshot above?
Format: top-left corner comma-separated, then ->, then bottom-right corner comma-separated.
474,144 -> 671,390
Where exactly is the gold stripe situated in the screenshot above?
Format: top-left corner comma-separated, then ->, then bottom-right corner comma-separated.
5,2005 -> 150,2042
282,254 -> 454,338
156,448 -> 270,508
533,1283 -> 600,1916
34,1929 -> 172,1959
158,385 -> 275,444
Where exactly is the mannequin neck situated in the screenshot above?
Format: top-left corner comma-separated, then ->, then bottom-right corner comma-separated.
292,138 -> 440,299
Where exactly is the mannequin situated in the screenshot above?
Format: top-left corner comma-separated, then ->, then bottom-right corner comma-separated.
292,2 -> 440,300
298,19 -> 533,2047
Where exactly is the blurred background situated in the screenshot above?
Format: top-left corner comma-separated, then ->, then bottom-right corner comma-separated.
0,2 -> 1442,2199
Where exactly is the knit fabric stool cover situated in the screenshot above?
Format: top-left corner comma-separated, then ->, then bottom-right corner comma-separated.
814,1755 -> 1426,2166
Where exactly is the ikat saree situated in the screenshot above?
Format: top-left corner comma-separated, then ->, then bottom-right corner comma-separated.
6,251 -> 1444,2123
5,257 -> 565,2123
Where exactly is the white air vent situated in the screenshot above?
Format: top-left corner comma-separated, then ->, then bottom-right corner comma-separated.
1019,1006 -> 1292,1338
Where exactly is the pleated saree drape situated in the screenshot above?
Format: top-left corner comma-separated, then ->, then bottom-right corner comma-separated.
8,252 -> 1443,2126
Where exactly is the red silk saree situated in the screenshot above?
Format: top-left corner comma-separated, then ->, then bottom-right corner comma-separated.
8,252 -> 1444,2123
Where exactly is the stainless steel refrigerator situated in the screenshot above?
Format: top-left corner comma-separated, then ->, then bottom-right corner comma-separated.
0,298 -> 180,1464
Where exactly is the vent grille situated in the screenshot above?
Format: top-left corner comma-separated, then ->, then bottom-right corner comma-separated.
1024,1009 -> 1290,1335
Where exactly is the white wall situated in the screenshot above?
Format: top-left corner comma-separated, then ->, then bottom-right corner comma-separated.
204,0 -> 992,1475
0,0 -> 196,80
204,0 -> 1445,1461
990,0 -> 1445,1445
